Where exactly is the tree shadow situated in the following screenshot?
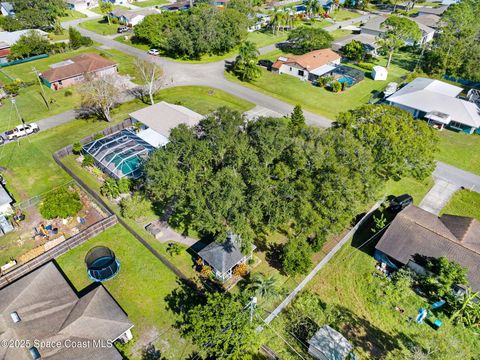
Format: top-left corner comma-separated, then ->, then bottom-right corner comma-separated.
141,344 -> 165,360
265,242 -> 285,273
165,279 -> 206,328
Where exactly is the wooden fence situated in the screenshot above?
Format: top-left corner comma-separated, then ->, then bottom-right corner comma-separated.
0,214 -> 117,289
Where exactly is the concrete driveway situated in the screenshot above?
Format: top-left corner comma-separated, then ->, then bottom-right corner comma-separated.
419,179 -> 459,215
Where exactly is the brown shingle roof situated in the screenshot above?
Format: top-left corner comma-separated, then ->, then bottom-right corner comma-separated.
272,49 -> 341,71
40,53 -> 117,83
375,206 -> 480,290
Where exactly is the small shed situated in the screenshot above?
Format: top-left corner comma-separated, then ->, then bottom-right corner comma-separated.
0,184 -> 13,215
371,66 -> 388,81
308,325 -> 353,360
197,234 -> 254,282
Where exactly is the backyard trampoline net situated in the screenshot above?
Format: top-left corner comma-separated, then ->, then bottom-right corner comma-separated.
83,129 -> 155,179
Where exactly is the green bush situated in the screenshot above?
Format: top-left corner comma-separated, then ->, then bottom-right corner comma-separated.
82,154 -> 94,167
358,62 -> 374,71
330,80 -> 342,93
120,193 -> 152,220
39,187 -> 83,219
64,89 -> 73,97
101,178 -> 120,198
93,133 -> 104,140
4,82 -> 20,95
72,142 -> 83,154
117,178 -> 131,193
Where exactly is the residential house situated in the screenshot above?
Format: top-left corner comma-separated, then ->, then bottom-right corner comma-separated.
413,14 -> 442,30
0,262 -> 134,360
102,0 -> 130,5
0,2 -> 14,16
308,326 -> 353,360
0,29 -> 49,64
109,8 -> 159,26
417,5 -> 448,16
197,234 -> 255,282
160,1 -> 191,11
332,33 -> 379,56
129,101 -> 203,148
375,206 -> 480,291
65,0 -> 98,11
272,48 -> 342,82
0,183 -> 13,216
40,53 -> 118,90
361,14 -> 436,45
248,13 -> 270,32
387,77 -> 480,134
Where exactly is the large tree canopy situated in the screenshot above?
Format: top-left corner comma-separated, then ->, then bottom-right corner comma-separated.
1,0 -> 66,30
282,27 -> 333,54
335,104 -> 438,180
422,0 -> 480,81
144,108 -> 382,251
134,5 -> 248,59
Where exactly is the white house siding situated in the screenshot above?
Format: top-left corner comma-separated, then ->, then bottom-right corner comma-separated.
278,63 -> 309,81
129,15 -> 145,26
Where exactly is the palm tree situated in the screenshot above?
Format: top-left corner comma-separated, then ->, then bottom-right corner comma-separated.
247,273 -> 278,299
234,41 -> 261,82
270,8 -> 286,35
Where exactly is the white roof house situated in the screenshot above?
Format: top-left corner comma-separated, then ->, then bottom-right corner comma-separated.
371,65 -> 388,81
387,77 -> 480,133
0,29 -> 48,47
129,101 -> 203,148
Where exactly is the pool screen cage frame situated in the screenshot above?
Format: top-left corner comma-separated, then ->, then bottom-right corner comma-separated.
332,65 -> 365,85
82,129 -> 155,180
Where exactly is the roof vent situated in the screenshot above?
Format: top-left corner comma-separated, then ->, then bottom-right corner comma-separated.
10,311 -> 21,323
278,56 -> 288,62
29,347 -> 41,360
85,246 -> 120,282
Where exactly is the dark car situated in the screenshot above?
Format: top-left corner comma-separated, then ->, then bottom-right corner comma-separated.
258,59 -> 273,70
117,26 -> 129,34
389,194 -> 413,212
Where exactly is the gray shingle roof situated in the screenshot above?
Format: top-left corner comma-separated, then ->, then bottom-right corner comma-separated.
198,234 -> 246,274
0,262 -> 132,360
375,206 -> 480,290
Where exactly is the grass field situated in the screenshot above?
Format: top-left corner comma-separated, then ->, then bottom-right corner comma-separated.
436,131 -> 480,176
226,51 -> 411,120
56,224 -> 195,359
441,189 -> 480,220
383,176 -> 434,205
59,9 -> 87,22
90,5 -> 130,14
79,18 -> 119,35
132,0 -> 168,7
331,9 -> 362,21
0,47 -> 138,128
265,211 -> 480,359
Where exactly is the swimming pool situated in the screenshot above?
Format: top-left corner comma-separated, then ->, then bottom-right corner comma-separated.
337,76 -> 355,87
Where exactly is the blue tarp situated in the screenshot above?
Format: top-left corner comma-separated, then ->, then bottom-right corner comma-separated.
373,249 -> 399,270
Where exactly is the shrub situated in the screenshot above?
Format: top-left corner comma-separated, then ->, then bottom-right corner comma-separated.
4,82 -> 20,95
281,238 -> 312,275
358,62 -> 374,71
72,142 -> 83,154
233,263 -> 248,277
101,178 -> 120,198
82,154 -> 94,167
64,89 -> 73,97
330,80 -> 342,93
117,178 -> 131,194
120,194 -> 152,221
39,187 -> 83,219
200,265 -> 212,277
166,243 -> 182,257
93,133 -> 104,140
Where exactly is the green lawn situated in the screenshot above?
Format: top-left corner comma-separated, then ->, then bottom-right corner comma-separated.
90,5 -> 130,14
441,190 -> 480,220
226,52 -> 410,120
265,212 -> 480,359
59,9 -> 87,22
79,18 -> 119,35
436,130 -> 480,176
331,9 -> 362,21
132,0 -> 168,7
247,31 -> 288,49
56,224 -> 195,359
0,47 -> 138,127
383,176 -> 434,205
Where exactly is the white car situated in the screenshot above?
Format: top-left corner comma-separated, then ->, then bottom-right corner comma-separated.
5,123 -> 39,141
148,49 -> 160,56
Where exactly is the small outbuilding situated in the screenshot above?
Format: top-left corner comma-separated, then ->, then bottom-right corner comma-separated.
0,184 -> 13,215
371,66 -> 388,81
308,325 -> 353,360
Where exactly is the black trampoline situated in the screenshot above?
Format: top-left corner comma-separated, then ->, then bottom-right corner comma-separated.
85,246 -> 120,282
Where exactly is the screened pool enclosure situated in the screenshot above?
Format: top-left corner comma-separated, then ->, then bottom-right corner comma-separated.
83,129 -> 155,179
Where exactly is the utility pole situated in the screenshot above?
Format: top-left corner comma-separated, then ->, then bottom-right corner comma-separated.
32,66 -> 50,110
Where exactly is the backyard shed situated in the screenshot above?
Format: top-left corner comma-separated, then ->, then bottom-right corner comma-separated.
308,325 -> 353,360
197,234 -> 254,282
0,184 -> 13,215
371,66 -> 388,81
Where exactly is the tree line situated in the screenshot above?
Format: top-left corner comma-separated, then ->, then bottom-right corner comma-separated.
134,3 -> 249,59
0,0 -> 66,31
143,105 -> 437,275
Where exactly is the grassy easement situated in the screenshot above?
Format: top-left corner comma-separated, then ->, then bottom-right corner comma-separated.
79,18 -> 119,35
0,47 -> 138,128
226,51 -> 411,120
441,189 -> 480,220
132,0 -> 168,7
331,9 -> 362,21
436,131 -> 480,175
265,213 -> 480,359
383,176 -> 434,205
56,224 -> 195,359
59,9 -> 87,22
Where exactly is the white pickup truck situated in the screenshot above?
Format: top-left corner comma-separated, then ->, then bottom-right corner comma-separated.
5,123 -> 39,140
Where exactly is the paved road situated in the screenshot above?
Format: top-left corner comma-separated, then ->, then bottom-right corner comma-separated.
434,161 -> 480,191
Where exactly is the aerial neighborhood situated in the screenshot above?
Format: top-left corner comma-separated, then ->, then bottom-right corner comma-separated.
0,0 -> 479,359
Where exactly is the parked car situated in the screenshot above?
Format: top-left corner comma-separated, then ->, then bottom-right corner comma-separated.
117,26 -> 129,34
148,49 -> 160,56
5,123 -> 39,141
389,194 -> 413,212
258,59 -> 273,70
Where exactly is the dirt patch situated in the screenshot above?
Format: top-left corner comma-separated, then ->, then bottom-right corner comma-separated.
131,327 -> 160,358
